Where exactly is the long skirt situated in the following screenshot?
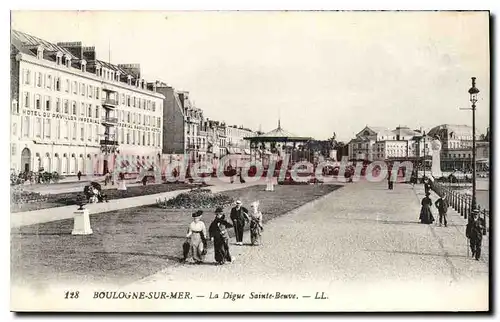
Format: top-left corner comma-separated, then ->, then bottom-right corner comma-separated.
250,222 -> 262,245
213,237 -> 231,264
189,232 -> 204,262
419,206 -> 434,224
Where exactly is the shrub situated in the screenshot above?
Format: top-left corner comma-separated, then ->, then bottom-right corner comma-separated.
156,189 -> 234,209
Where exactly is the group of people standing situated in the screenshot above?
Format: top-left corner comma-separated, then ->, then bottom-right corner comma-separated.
182,199 -> 264,265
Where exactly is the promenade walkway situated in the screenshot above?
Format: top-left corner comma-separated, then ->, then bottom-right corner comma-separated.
119,180 -> 489,312
10,180 -> 264,228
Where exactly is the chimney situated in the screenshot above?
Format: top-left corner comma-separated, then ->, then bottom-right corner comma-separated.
117,64 -> 141,79
82,46 -> 96,61
57,41 -> 83,59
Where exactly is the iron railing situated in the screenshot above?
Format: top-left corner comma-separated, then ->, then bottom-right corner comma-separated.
432,181 -> 489,235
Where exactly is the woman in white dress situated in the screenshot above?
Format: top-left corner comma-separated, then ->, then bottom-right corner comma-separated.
249,201 -> 264,246
186,210 -> 207,264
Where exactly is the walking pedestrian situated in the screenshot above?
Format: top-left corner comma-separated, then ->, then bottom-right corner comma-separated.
434,193 -> 449,227
185,210 -> 207,264
77,171 -> 82,181
209,207 -> 233,265
419,192 -> 435,224
230,200 -> 249,245
466,210 -> 485,261
249,201 -> 264,246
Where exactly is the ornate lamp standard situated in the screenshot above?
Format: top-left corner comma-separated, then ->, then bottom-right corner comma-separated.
468,77 -> 480,211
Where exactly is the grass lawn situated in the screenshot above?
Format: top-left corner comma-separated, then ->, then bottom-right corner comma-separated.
10,183 -> 196,213
11,184 -> 342,286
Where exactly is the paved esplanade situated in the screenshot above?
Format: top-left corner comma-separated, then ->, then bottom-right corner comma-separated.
124,180 -> 488,312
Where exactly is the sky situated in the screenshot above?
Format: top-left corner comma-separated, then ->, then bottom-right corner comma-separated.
11,11 -> 490,141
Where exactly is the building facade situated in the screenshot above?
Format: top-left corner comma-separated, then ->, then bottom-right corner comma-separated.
10,30 -> 164,175
348,126 -> 432,162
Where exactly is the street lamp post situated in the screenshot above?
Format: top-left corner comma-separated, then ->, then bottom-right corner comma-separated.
468,77 -> 479,211
423,131 -> 426,180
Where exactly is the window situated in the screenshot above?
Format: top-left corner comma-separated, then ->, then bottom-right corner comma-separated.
126,130 -> 130,144
121,94 -> 125,105
80,124 -> 84,141
24,92 -> 30,108
35,95 -> 41,109
64,100 -> 69,113
152,102 -> 156,112
72,122 -> 77,140
22,116 -> 29,137
132,130 -> 135,145
45,96 -> 50,111
36,72 -> 42,87
56,77 -> 61,91
35,117 -> 42,137
120,128 -> 124,144
88,105 -> 92,118
95,87 -> 100,99
127,112 -> 130,123
80,102 -> 85,116
127,96 -> 131,107
95,106 -> 99,119
81,83 -> 85,96
64,121 -> 69,139
44,119 -> 51,138
56,120 -> 61,139
65,79 -> 70,92
89,85 -> 93,98
56,55 -> 62,65
12,123 -> 17,136
72,101 -> 77,115
143,132 -> 145,145
55,98 -> 60,113
152,132 -> 155,146
23,69 -> 30,85
47,75 -> 52,89
93,125 -> 98,142
11,143 -> 16,156
132,113 -> 136,124
87,124 -> 92,141
133,97 -> 136,107
72,81 -> 77,94
147,132 -> 150,146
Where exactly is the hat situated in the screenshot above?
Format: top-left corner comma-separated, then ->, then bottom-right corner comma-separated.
192,210 -> 203,218
215,207 -> 223,213
236,200 -> 242,205
472,208 -> 479,215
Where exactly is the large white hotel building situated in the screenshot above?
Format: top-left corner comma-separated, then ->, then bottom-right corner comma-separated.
10,30 -> 164,176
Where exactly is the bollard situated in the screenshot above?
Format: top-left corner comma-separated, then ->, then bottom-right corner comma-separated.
72,205 -> 93,235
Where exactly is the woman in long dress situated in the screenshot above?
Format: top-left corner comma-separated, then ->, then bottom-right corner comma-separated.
186,210 -> 207,264
419,192 -> 435,224
249,201 -> 264,246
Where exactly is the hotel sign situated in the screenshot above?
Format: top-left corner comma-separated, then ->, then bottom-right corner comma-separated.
118,122 -> 161,133
22,109 -> 100,124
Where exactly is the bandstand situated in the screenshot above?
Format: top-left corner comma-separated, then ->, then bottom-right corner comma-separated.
244,120 -> 313,169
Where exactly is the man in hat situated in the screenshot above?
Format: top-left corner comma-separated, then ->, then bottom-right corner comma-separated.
209,207 -> 233,265
466,209 -> 485,261
230,200 -> 249,245
434,193 -> 449,227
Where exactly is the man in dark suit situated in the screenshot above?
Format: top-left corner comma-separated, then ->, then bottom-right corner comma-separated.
434,193 -> 449,227
466,210 -> 485,260
230,200 -> 249,245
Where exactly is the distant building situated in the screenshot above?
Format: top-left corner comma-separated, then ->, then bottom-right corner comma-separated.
348,126 -> 431,162
427,124 -> 478,171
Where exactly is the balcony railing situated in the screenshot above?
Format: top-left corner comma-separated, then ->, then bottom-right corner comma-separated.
101,116 -> 118,125
100,139 -> 118,146
102,98 -> 119,107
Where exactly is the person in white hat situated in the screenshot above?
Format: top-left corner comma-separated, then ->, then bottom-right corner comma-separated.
230,200 -> 249,245
185,210 -> 207,264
